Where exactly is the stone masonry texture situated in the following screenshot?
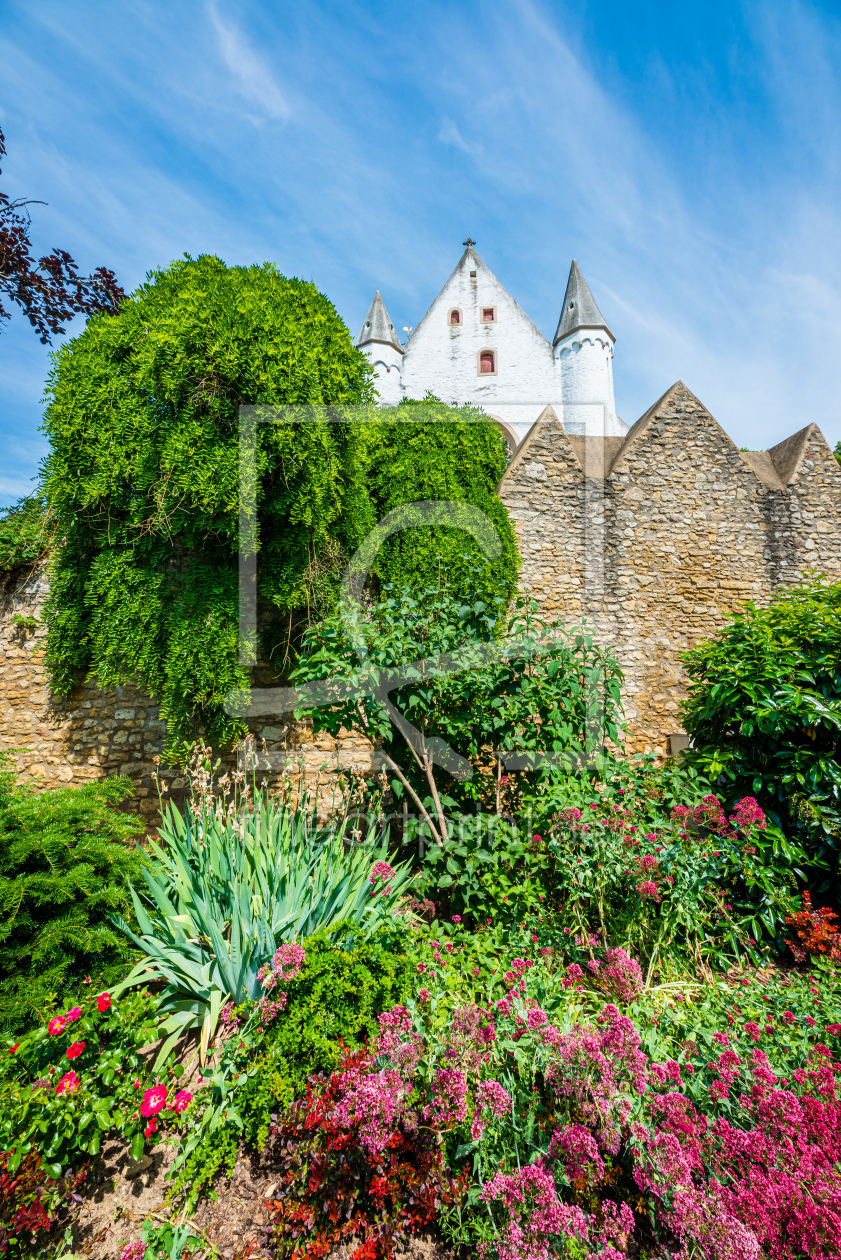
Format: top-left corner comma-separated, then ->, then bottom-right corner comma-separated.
2,380 -> 841,818
498,381 -> 841,757
0,572 -> 378,828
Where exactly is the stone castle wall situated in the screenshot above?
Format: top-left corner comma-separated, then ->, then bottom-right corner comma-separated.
0,568 -> 377,826
498,381 -> 841,756
3,379 -> 840,814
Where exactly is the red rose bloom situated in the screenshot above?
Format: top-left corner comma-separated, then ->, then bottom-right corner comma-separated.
96,993 -> 111,1013
140,1086 -> 168,1117
66,1041 -> 85,1060
55,1071 -> 79,1095
47,1016 -> 66,1036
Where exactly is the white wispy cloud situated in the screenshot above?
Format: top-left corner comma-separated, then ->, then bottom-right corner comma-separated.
206,2 -> 290,123
438,117 -> 474,154
2,0 -> 841,509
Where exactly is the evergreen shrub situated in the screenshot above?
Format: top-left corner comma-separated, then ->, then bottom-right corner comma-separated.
235,923 -> 419,1144
0,754 -> 145,1032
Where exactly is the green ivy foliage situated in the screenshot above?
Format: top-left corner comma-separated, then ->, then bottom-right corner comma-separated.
38,258 -> 517,756
0,497 -> 49,574
0,753 -> 146,1033
679,578 -> 841,886
364,395 -> 517,599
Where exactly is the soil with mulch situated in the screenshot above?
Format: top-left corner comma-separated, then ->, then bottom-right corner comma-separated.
66,1139 -> 452,1260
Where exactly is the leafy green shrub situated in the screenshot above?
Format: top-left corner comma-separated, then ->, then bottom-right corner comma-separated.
133,1217 -> 206,1260
291,581 -> 623,843
167,923 -> 418,1207
415,814 -> 554,925
680,578 -> 841,883
0,498 -> 49,575
114,792 -> 411,1063
0,989 -> 183,1177
0,755 -> 146,1032
236,923 -> 419,1140
416,755 -> 809,969
364,395 -> 518,603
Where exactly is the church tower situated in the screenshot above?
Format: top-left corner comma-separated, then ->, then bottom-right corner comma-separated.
357,291 -> 403,405
553,261 -> 623,436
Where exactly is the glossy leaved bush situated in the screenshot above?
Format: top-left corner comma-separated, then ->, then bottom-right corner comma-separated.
291,577 -> 623,844
680,578 -> 841,885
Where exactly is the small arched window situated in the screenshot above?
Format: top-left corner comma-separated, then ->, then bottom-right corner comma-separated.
448,308 -> 462,326
478,350 -> 497,376
481,306 -> 496,323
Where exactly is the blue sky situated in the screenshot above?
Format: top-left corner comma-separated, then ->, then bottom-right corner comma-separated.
2,0 -> 841,505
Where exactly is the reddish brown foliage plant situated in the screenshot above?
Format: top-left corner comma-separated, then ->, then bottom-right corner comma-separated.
266,1049 -> 468,1260
786,892 -> 841,963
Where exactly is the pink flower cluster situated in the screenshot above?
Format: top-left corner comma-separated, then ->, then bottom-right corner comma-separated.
368,859 -> 397,896
670,794 -> 766,846
471,1078 -> 511,1140
423,1068 -> 468,1126
549,1122 -> 605,1183
118,1244 -> 147,1260
258,942 -> 306,992
256,942 -> 307,1024
480,1161 -> 590,1260
444,1003 -> 496,1073
331,1062 -> 412,1156
545,1005 -> 648,1140
594,948 -> 644,1005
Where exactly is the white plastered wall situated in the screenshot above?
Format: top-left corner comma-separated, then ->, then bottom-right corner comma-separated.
365,341 -> 404,405
398,251 -> 562,445
555,331 -> 625,436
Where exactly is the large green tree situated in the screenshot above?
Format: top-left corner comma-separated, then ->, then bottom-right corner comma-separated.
41,255 -> 376,753
39,256 -> 517,754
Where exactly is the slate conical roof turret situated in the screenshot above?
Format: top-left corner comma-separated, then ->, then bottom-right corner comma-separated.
356,290 -> 403,353
553,260 -> 614,345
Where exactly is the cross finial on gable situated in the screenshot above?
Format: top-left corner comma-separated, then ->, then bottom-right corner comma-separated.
463,237 -> 476,248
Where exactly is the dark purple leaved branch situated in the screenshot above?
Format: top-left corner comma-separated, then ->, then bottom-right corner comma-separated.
0,127 -> 126,344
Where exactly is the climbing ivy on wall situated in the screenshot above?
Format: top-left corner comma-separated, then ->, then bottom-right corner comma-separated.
37,256 -> 518,757
364,394 -> 517,598
0,497 -> 49,575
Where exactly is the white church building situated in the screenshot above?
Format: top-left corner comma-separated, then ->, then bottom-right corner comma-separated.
356,242 -> 627,447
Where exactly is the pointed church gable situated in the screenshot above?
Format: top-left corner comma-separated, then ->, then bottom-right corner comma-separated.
406,248 -> 551,350
399,249 -> 561,442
